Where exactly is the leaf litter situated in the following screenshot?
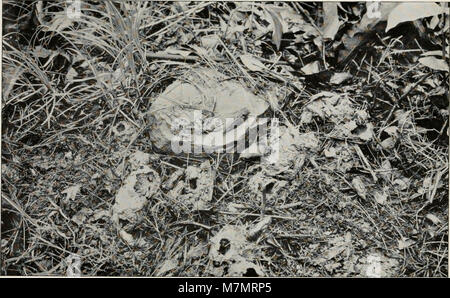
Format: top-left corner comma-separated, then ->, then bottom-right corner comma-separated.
2,1 -> 448,277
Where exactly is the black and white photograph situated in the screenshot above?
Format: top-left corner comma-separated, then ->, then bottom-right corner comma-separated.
1,1 -> 449,279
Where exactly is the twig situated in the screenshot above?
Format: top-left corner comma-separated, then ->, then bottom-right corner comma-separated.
219,211 -> 296,220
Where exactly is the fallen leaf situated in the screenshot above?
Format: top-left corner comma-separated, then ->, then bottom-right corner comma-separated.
266,9 -> 283,50
393,178 -> 409,191
418,56 -> 449,72
201,35 -> 220,49
155,259 -> 178,276
324,147 -> 336,158
355,123 -> 374,141
373,190 -> 387,205
247,216 -> 272,240
321,2 -> 340,40
352,177 -> 367,199
62,184 -> 81,201
425,214 -> 442,225
398,238 -> 415,250
119,230 -> 134,246
330,72 -> 352,85
386,3 -> 446,32
358,2 -> 399,31
381,137 -> 396,150
240,54 -> 266,72
301,61 -> 321,75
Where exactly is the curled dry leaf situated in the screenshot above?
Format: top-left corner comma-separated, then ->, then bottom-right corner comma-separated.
301,61 -> 321,75
266,9 -> 283,50
373,190 -> 387,205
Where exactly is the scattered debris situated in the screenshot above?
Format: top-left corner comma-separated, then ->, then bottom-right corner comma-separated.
62,184 -> 82,202
357,252 -> 400,277
112,166 -> 160,224
208,223 -> 267,277
167,160 -> 215,211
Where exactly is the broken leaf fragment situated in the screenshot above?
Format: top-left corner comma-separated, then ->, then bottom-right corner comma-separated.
208,224 -> 265,277
398,238 -> 415,250
352,176 -> 367,199
419,57 -> 449,72
112,165 -> 160,224
386,3 -> 446,32
321,2 -> 340,40
62,184 -> 81,202
240,55 -> 266,72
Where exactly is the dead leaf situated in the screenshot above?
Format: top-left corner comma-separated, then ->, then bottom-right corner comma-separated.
373,190 -> 387,205
355,123 -> 374,141
112,166 -> 160,223
321,2 -> 340,40
247,216 -> 272,240
352,177 -> 367,199
62,184 -> 81,202
386,3 -> 446,32
266,9 -> 283,50
358,2 -> 399,31
425,214 -> 442,225
329,72 -> 352,85
240,55 -> 266,72
418,56 -> 449,72
393,178 -> 409,191
200,35 -> 220,49
381,137 -> 396,150
398,238 -> 415,250
119,229 -> 134,246
301,61 -> 321,75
